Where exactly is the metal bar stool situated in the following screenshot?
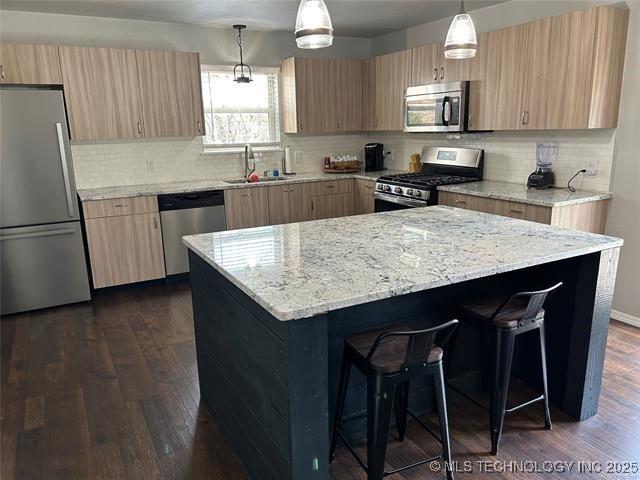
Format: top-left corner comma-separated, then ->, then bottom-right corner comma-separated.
329,319 -> 459,480
450,282 -> 562,455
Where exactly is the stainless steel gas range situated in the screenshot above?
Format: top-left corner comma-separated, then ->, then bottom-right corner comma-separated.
374,146 -> 484,212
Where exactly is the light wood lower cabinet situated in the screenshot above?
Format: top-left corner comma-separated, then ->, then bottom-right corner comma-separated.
224,188 -> 271,230
308,193 -> 354,220
439,191 -> 609,234
268,183 -> 305,225
85,212 -> 165,288
354,179 -> 375,215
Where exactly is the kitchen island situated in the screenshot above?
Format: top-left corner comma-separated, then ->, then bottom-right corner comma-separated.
184,206 -> 622,480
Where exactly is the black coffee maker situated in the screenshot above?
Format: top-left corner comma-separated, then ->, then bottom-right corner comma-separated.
364,143 -> 385,172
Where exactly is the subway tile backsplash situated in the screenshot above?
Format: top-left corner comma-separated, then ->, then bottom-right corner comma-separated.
72,130 -> 615,192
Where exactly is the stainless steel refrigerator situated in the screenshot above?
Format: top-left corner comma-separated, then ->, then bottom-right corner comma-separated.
1,87 -> 90,315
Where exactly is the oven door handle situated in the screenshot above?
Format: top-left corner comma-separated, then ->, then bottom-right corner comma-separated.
374,192 -> 428,208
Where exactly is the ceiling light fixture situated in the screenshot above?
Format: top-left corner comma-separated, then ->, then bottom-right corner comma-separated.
444,0 -> 478,59
295,0 -> 333,49
233,24 -> 252,83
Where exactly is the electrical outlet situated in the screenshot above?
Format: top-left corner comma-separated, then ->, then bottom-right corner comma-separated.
146,159 -> 155,172
585,158 -> 598,176
385,150 -> 393,163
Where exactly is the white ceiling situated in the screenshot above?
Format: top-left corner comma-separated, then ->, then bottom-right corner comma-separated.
0,0 -> 509,37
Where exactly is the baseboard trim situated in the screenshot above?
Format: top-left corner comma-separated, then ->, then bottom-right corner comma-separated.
611,310 -> 640,328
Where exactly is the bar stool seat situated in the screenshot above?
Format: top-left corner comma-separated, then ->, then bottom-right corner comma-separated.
346,326 -> 444,373
460,297 -> 545,328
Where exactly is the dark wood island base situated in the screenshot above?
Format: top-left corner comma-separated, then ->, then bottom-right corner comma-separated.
188,247 -> 620,480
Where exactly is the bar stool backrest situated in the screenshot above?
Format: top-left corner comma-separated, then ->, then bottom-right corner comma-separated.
366,319 -> 459,372
492,282 -> 563,327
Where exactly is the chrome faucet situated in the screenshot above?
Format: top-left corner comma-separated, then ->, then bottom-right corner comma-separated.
244,144 -> 255,181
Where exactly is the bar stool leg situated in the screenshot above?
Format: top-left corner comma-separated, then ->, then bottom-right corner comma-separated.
489,328 -> 515,455
394,381 -> 410,441
367,375 -> 395,480
539,322 -> 552,430
433,362 -> 454,480
329,355 -> 351,462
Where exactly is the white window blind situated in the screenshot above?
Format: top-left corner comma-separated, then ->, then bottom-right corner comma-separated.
201,67 -> 281,148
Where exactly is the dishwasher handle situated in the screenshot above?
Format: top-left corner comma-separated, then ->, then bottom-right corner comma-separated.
158,190 -> 225,211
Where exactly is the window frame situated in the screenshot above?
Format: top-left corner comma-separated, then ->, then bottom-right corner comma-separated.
200,65 -> 282,153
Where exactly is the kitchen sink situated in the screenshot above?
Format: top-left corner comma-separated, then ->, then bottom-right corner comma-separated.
224,177 -> 289,184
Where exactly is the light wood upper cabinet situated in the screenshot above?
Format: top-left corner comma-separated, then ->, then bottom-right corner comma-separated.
280,57 -> 362,133
545,8 -> 598,130
0,44 -> 62,85
361,58 -> 377,130
136,50 -> 205,138
224,188 -> 270,230
373,50 -> 410,131
410,43 -> 440,86
59,46 -> 145,141
588,6 -> 629,129
336,59 -> 363,131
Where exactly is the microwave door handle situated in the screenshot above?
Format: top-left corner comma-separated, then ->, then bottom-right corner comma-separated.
441,96 -> 450,126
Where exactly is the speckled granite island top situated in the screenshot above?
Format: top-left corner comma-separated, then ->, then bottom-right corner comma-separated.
183,206 -> 622,321
438,180 -> 612,207
77,171 -> 402,201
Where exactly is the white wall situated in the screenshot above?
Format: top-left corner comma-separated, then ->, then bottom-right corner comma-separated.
0,10 -> 370,66
605,2 -> 640,323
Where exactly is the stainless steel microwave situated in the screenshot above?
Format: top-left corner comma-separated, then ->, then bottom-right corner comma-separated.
404,81 -> 478,133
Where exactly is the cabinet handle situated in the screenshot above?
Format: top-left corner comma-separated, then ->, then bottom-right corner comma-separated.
153,217 -> 158,229
440,67 -> 445,80
455,200 -> 467,205
114,204 -> 128,208
374,118 -> 378,128
325,185 -> 335,189
137,122 -> 142,135
0,64 -> 5,80
433,68 -> 438,81
521,111 -> 530,126
510,209 -> 524,215
299,120 -> 304,131
337,119 -> 341,129
311,200 -> 314,211
240,193 -> 252,197
197,120 -> 202,133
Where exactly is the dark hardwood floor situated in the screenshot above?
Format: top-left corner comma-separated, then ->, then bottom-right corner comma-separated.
2,282 -> 639,479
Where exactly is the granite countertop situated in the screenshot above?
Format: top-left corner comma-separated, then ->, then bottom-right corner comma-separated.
183,206 -> 622,321
77,170 -> 402,201
437,180 -> 613,207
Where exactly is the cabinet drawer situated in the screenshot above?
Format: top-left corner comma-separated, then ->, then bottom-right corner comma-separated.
83,195 -> 158,219
305,179 -> 353,196
355,179 -> 376,195
505,202 -> 551,224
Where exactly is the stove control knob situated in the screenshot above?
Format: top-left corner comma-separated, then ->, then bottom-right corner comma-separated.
376,184 -> 383,191
406,189 -> 414,196
394,187 -> 403,194
383,185 -> 392,192
413,190 -> 422,198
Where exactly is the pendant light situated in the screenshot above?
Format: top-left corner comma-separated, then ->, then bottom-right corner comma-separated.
444,0 -> 477,59
295,0 -> 333,49
233,24 -> 252,83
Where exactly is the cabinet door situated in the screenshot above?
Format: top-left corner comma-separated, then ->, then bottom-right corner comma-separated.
224,188 -> 270,230
336,59 -> 363,131
280,57 -> 298,133
136,50 -> 204,138
491,26 -> 522,131
0,44 -> 62,84
375,50 -> 410,131
468,30 -> 503,131
410,43 -> 440,86
268,184 -> 304,225
354,179 -> 375,215
85,212 -> 165,288
295,58 -> 337,133
546,8 -> 597,129
440,43 -> 472,83
517,18 -> 552,130
59,46 -> 144,141
308,192 -> 353,220
362,58 -> 377,130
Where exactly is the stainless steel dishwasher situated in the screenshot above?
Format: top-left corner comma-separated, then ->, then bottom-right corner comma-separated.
158,190 -> 226,275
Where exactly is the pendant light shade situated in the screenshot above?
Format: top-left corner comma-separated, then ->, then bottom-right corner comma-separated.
295,0 -> 333,49
444,0 -> 477,59
233,24 -> 252,83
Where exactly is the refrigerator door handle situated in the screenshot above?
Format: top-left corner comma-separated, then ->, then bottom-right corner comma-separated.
0,227 -> 76,241
56,122 -> 75,217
